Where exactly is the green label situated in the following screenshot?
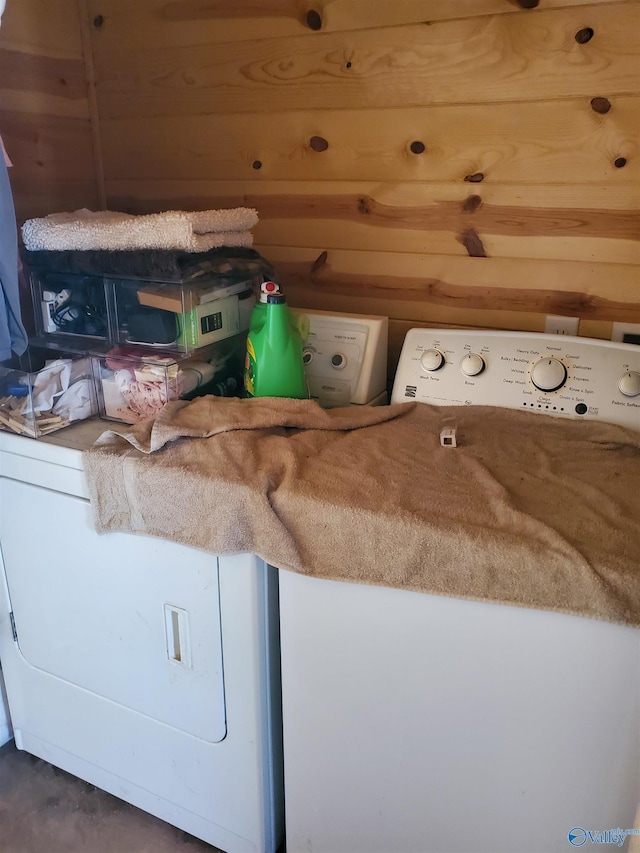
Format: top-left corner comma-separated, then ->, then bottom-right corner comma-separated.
244,336 -> 256,396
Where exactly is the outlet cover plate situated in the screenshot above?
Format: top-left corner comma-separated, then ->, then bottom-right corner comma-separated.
544,315 -> 579,335
612,323 -> 640,345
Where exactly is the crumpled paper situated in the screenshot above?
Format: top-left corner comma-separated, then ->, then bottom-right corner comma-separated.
23,357 -> 96,420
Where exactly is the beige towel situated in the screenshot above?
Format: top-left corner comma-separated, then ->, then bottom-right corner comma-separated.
84,396 -> 640,627
21,207 -> 258,253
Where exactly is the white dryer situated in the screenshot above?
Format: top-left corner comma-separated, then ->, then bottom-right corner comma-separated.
0,420 -> 283,853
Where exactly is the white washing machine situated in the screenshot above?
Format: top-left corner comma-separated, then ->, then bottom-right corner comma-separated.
0,420 -> 283,853
279,330 -> 640,853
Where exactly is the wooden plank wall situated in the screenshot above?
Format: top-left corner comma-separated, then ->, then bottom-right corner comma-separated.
84,0 -> 639,368
0,0 -> 101,223
4,1 -> 639,374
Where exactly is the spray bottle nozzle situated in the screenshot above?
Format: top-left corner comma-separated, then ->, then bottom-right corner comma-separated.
260,281 -> 280,302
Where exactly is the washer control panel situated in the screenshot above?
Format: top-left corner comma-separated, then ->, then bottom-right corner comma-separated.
391,329 -> 640,431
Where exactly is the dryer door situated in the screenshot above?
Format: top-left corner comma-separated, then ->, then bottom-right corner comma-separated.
0,477 -> 226,743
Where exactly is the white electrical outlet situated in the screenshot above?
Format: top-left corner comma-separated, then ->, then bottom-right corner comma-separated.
544,315 -> 579,335
611,322 -> 640,344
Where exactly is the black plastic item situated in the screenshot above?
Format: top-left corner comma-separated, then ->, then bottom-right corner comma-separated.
125,306 -> 179,345
53,300 -> 107,337
183,367 -> 242,402
47,275 -> 108,338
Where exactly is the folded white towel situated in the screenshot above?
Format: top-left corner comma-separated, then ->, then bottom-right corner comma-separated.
21,207 -> 259,253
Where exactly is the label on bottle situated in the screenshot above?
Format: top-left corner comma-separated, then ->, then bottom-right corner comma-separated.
244,336 -> 256,396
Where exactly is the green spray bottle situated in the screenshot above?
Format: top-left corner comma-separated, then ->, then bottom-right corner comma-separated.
248,281 -> 281,337
244,290 -> 309,399
249,281 -> 310,342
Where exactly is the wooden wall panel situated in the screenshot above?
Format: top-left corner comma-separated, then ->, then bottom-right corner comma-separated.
97,96 -> 639,184
85,0 -> 613,50
91,3 -> 639,118
90,0 -> 638,338
261,246 -> 639,322
1,109 -> 97,222
0,0 -> 100,222
106,180 -> 639,265
2,0 -> 84,56
3,0 -> 638,345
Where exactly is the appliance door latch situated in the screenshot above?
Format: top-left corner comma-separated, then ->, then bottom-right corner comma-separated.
9,612 -> 17,643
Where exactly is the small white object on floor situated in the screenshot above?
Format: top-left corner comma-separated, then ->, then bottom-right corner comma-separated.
440,427 -> 457,447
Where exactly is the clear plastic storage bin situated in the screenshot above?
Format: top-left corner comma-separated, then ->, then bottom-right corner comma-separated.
108,276 -> 255,352
29,269 -> 111,346
29,268 -> 256,355
92,335 -> 245,424
0,346 -> 97,438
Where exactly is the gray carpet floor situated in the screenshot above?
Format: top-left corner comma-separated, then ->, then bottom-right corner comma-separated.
0,740 -> 220,853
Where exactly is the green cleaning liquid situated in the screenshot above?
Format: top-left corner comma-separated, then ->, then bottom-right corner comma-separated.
247,280 -> 280,339
244,292 -> 309,399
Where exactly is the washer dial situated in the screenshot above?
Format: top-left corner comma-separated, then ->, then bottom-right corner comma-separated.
460,353 -> 485,377
530,357 -> 568,392
420,349 -> 445,372
618,371 -> 640,398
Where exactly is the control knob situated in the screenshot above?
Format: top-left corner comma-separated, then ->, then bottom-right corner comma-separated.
530,357 -> 568,392
331,353 -> 347,370
618,371 -> 640,398
460,352 -> 485,377
420,349 -> 445,372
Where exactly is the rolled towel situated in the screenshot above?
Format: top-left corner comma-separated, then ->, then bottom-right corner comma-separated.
21,207 -> 259,253
189,208 -> 258,234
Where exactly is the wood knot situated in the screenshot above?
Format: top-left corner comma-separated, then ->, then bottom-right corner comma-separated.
575,27 -> 594,44
463,195 -> 483,213
590,97 -> 611,114
458,229 -> 487,258
252,160 -> 262,170
410,141 -> 426,154
93,14 -> 104,28
464,173 -> 484,183
309,136 -> 329,152
358,197 -> 371,215
614,157 -> 627,168
514,0 -> 539,8
306,10 -> 322,30
311,251 -> 328,273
